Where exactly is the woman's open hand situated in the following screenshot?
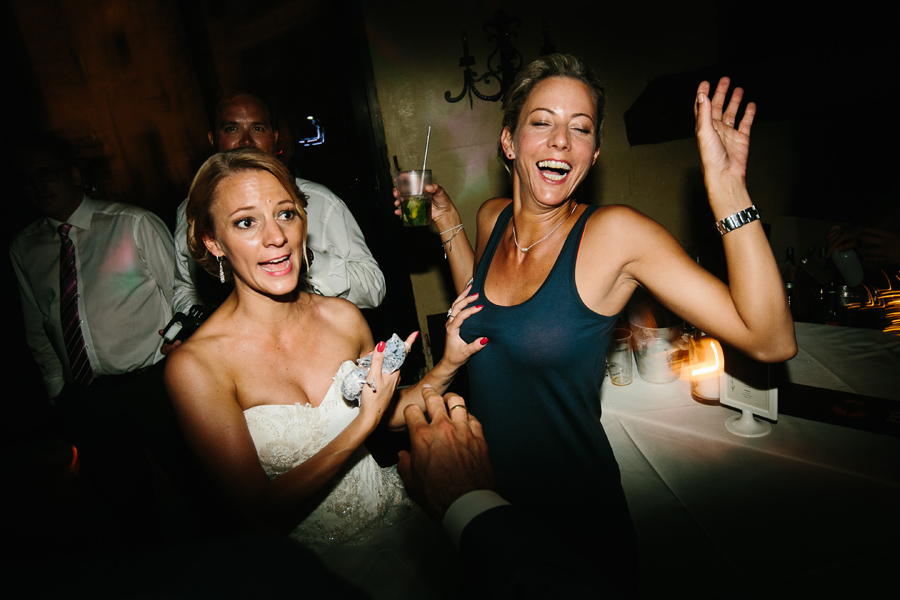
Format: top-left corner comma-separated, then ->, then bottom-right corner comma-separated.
443,284 -> 488,368
694,77 -> 755,189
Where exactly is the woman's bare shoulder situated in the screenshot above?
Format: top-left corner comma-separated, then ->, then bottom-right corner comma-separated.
474,197 -> 512,260
587,203 -> 652,225
584,204 -> 671,241
305,294 -> 372,352
311,294 -> 366,325
580,204 -> 679,265
165,327 -> 228,385
480,196 -> 512,211
477,197 -> 512,221
164,308 -> 243,390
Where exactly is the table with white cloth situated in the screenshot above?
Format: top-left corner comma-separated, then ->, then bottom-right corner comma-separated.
600,323 -> 899,598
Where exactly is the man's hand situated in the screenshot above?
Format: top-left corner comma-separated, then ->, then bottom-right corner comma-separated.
397,386 -> 494,521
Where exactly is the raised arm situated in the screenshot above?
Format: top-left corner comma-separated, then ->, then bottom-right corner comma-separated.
429,184 -> 476,294
625,78 -> 795,362
164,340 -> 401,533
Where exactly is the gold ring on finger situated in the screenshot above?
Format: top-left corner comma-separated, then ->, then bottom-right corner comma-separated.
448,404 -> 467,414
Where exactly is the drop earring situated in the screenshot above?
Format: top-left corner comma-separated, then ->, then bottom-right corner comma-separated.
217,255 -> 225,283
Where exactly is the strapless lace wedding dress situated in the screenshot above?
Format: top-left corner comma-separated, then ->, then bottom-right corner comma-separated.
244,361 -> 414,549
244,361 -> 458,599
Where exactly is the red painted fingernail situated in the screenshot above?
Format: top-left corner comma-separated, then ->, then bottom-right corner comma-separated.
413,331 -> 419,341
470,292 -> 479,299
480,337 -> 489,345
475,305 -> 483,309
376,341 -> 385,352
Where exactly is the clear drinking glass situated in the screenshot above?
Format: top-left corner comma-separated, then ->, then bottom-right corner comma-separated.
396,169 -> 432,227
607,328 -> 634,386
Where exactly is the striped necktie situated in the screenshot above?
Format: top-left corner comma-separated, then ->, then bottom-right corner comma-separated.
58,223 -> 94,386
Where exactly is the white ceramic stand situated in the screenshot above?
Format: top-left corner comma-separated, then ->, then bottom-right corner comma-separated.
725,408 -> 772,437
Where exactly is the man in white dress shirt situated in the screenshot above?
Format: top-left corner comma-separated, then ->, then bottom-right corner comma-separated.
172,92 -> 384,320
11,135 -> 197,542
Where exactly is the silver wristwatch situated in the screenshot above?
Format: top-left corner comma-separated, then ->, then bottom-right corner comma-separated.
716,205 -> 760,236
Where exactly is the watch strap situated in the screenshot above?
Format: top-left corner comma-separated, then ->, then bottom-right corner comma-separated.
716,205 -> 760,236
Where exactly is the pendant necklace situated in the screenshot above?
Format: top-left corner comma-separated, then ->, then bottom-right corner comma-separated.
512,203 -> 577,253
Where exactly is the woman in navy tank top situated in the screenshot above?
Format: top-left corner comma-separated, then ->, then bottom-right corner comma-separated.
404,54 -> 796,595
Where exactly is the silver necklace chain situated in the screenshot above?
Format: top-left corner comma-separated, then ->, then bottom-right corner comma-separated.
512,203 -> 577,253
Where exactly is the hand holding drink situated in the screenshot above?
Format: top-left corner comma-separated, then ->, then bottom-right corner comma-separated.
396,169 -> 433,227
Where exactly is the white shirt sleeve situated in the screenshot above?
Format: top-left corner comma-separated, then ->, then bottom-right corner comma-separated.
442,490 -> 510,550
299,179 -> 385,309
136,209 -> 176,312
173,198 -> 202,315
10,237 -> 66,399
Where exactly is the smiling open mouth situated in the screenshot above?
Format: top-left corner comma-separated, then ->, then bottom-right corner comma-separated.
537,159 -> 571,182
260,256 -> 291,273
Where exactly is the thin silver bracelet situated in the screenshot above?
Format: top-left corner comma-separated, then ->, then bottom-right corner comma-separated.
439,223 -> 464,236
440,224 -> 465,259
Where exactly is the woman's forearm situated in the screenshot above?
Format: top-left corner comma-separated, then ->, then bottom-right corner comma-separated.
432,195 -> 475,295
709,185 -> 796,361
386,357 -> 461,429
443,229 -> 475,295
253,415 -> 377,532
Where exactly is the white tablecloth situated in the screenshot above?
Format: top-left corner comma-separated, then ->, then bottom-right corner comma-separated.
786,322 -> 899,400
600,324 -> 899,598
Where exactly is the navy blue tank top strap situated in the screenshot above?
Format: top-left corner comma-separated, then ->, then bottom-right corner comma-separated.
472,201 -> 513,287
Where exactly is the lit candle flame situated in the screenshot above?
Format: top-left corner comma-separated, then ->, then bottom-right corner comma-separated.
691,338 -> 721,377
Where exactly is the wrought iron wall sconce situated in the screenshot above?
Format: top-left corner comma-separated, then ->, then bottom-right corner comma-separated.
445,10 -> 555,109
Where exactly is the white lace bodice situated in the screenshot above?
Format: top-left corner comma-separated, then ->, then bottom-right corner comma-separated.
244,361 -> 413,550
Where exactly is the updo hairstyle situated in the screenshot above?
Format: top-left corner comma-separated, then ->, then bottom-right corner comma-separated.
186,148 -> 308,282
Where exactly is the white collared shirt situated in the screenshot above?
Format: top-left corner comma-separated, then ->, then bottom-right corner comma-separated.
11,195 -> 175,398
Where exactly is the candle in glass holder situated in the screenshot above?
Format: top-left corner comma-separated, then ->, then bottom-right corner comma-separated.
690,334 -> 723,405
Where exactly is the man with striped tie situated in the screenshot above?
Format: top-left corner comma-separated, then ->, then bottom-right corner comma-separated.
11,134 -> 192,544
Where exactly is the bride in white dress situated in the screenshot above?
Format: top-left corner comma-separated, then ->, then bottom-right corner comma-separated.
165,149 -> 485,596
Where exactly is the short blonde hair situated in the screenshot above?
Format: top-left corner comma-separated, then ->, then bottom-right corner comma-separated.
186,148 -> 308,282
499,53 -> 606,172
